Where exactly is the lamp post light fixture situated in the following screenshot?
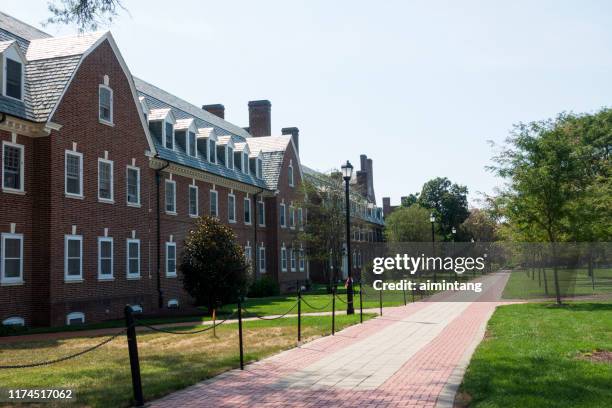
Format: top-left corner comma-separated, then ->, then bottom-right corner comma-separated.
451,226 -> 457,280
341,160 -> 355,315
430,213 -> 436,283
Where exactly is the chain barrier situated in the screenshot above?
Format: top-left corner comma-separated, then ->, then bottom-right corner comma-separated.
0,327 -> 127,369
133,313 -> 237,335
301,296 -> 333,311
242,301 -> 299,321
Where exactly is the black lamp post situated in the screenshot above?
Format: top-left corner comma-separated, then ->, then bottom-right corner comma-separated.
341,160 -> 355,315
451,227 -> 456,280
430,213 -> 436,283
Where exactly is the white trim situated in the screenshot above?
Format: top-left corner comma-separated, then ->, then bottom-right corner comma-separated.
210,189 -> 218,217
98,84 -> 114,126
64,234 -> 83,282
2,47 -> 25,101
244,197 -> 252,225
65,150 -> 83,198
97,158 -> 114,203
188,184 -> 199,217
126,165 -> 141,207
97,236 -> 114,280
66,312 -> 85,325
259,246 -> 266,273
165,241 -> 177,277
126,238 -> 141,279
165,179 -> 177,215
257,199 -> 266,227
228,193 -> 236,223
1,232 -> 23,285
2,141 -> 25,193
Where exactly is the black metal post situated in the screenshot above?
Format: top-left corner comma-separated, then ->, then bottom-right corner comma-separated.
379,288 -> 383,316
297,281 -> 301,343
331,286 -> 336,335
402,285 -> 407,306
344,177 -> 355,315
359,279 -> 363,323
431,219 -> 436,283
124,306 -> 144,407
237,298 -> 244,370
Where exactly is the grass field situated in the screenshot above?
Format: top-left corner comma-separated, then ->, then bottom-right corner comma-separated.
502,268 -> 612,299
459,302 -> 612,408
0,314 -> 372,407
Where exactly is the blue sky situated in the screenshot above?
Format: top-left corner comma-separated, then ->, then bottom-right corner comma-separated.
4,1 -> 611,206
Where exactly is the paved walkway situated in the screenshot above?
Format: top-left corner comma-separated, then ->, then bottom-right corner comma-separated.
150,272 -> 511,408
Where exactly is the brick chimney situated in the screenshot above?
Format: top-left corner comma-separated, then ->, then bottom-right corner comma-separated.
383,197 -> 392,217
202,104 -> 225,119
367,158 -> 376,204
248,100 -> 271,137
282,127 -> 299,153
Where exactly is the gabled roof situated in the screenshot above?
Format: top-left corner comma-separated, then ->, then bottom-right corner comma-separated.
0,40 -> 15,53
148,108 -> 174,122
245,135 -> 292,153
26,31 -> 105,61
234,142 -> 250,154
197,127 -> 216,140
0,12 -> 50,42
174,118 -> 195,131
217,135 -> 234,147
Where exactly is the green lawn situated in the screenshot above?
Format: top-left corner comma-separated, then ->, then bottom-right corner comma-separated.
502,268 -> 612,299
0,314 -> 373,407
459,302 -> 612,408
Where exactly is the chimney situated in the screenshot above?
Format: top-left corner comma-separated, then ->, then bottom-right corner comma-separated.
248,100 -> 271,137
360,154 -> 367,172
282,127 -> 299,153
367,158 -> 375,204
202,104 -> 225,119
383,197 -> 392,217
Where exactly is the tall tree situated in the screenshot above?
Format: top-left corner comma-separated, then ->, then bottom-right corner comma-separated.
45,0 -> 125,31
384,204 -> 433,242
460,208 -> 498,242
418,177 -> 469,240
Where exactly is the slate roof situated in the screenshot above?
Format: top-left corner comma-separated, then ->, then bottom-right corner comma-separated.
0,14 -> 108,123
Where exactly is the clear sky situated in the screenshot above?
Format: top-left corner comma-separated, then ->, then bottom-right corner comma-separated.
4,1 -> 611,206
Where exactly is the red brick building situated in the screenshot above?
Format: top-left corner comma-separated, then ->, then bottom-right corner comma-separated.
0,12 -> 383,327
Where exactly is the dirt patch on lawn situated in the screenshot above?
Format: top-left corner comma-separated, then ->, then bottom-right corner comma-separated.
577,350 -> 612,363
454,391 -> 472,407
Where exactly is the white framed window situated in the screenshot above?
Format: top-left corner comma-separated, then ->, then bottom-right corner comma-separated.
166,242 -> 177,277
4,56 -> 23,100
1,233 -> 23,284
66,312 -> 85,326
281,246 -> 287,272
299,247 -> 305,272
188,131 -> 196,157
256,158 -> 263,179
259,246 -> 266,273
165,121 -> 174,150
227,147 -> 234,169
257,200 -> 265,227
189,185 -> 199,217
165,179 -> 176,214
280,203 -> 286,228
210,190 -> 218,217
244,197 -> 251,224
126,165 -> 140,206
2,141 -> 24,192
243,153 -> 249,174
97,237 -> 113,280
65,150 -> 83,198
209,140 -> 216,163
228,193 -> 236,223
288,161 -> 294,187
290,248 -> 296,272
126,238 -> 140,279
244,245 -> 252,266
167,299 -> 179,308
97,158 -> 114,202
2,316 -> 24,326
99,84 -> 113,125
64,234 -> 83,281
289,207 -> 295,229
297,208 -> 303,230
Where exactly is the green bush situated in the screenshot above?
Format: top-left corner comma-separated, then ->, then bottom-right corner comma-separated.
248,277 -> 280,298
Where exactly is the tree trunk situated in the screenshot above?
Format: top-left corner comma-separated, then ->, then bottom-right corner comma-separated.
551,242 -> 562,305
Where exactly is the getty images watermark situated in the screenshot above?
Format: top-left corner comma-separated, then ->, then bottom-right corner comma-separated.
370,254 -> 487,293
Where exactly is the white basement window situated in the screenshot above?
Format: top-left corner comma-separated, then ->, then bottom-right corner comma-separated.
66,312 -> 85,326
2,316 -> 24,326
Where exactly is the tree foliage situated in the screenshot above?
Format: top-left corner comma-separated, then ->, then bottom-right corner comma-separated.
460,208 -> 498,242
417,177 -> 470,240
44,0 -> 125,31
384,204 -> 432,242
180,216 -> 249,312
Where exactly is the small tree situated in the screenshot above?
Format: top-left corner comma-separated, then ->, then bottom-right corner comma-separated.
181,216 -> 249,313
384,204 -> 432,242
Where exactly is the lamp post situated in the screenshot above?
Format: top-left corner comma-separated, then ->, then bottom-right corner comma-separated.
451,227 -> 456,280
341,160 -> 355,315
430,213 -> 436,283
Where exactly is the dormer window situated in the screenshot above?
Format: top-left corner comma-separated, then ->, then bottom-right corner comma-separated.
209,140 -> 216,163
227,146 -> 234,169
257,158 -> 263,179
99,84 -> 113,124
188,131 -> 196,157
243,153 -> 249,175
5,58 -> 22,100
165,121 -> 174,150
288,160 -> 294,187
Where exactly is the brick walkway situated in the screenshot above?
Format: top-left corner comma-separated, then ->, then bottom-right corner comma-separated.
150,272 -> 510,408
